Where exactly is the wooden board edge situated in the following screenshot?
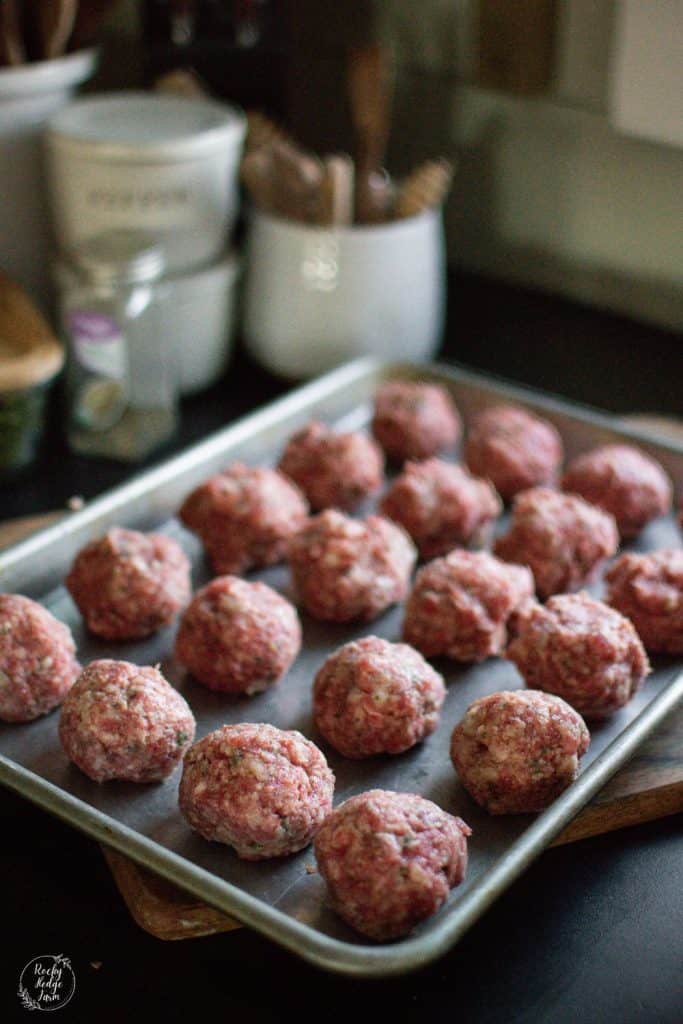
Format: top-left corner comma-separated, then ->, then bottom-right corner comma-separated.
552,782 -> 683,846
101,847 -> 241,941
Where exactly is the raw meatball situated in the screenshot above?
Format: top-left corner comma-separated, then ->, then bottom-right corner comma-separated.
371,380 -> 461,462
380,458 -> 501,559
278,421 -> 384,511
175,576 -> 300,693
179,723 -> 334,859
450,690 -> 590,814
288,510 -> 416,623
313,636 -> 446,758
66,527 -> 191,641
507,592 -> 650,718
179,463 -> 308,575
403,550 -> 534,662
59,659 -> 195,783
562,443 -> 671,538
605,550 -> 683,654
465,404 -> 563,501
314,789 -> 470,941
0,595 -> 80,723
494,487 -> 618,599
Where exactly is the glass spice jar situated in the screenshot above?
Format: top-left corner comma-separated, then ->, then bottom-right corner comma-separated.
56,230 -> 177,461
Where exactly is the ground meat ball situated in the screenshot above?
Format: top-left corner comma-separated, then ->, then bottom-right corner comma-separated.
507,592 -> 650,718
465,405 -> 563,501
66,527 -> 191,641
403,550 -> 534,662
59,659 -> 195,783
179,723 -> 334,860
562,444 -> 671,539
494,487 -> 618,599
0,595 -> 80,723
450,690 -> 590,815
175,576 -> 300,694
179,463 -> 308,575
605,550 -> 683,654
313,636 -> 446,758
380,458 -> 502,559
371,380 -> 461,462
278,421 -> 384,511
314,789 -> 470,941
288,510 -> 416,623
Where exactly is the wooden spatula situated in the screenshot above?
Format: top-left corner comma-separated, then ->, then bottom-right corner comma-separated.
0,0 -> 25,66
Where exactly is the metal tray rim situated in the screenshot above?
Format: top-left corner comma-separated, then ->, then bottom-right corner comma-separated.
1,356 -> 682,977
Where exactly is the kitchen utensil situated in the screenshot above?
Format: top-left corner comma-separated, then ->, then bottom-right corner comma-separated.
395,158 -> 454,219
241,147 -> 277,213
269,140 -> 324,222
317,154 -> 355,226
347,43 -> 393,223
245,109 -> 296,153
244,207 -> 445,377
0,358 -> 681,978
36,0 -> 78,60
0,0 -> 25,66
154,67 -> 208,99
47,92 -> 246,274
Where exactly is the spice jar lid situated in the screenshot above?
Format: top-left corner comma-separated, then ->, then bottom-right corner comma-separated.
68,230 -> 166,287
0,271 -> 64,392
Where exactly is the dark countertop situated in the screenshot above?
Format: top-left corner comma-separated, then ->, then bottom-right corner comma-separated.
1,272 -> 682,1023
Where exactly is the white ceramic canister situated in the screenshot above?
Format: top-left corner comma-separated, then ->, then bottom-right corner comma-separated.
46,93 -> 246,274
162,252 -> 241,396
0,50 -> 97,309
243,206 -> 446,379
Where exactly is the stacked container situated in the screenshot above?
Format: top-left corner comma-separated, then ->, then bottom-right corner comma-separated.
47,91 -> 246,458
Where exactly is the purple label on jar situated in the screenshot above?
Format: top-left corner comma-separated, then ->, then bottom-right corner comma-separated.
68,311 -> 119,341
69,311 -> 126,378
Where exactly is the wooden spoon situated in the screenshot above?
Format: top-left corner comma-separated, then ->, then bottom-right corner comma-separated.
0,0 -> 25,66
347,43 -> 393,223
36,0 -> 78,60
317,154 -> 355,227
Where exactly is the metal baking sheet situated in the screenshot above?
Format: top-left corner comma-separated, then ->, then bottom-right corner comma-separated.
1,358 -> 682,978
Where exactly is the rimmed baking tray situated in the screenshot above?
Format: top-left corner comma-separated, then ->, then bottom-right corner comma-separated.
1,357 -> 682,977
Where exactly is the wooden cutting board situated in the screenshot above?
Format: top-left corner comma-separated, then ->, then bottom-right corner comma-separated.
2,451 -> 682,941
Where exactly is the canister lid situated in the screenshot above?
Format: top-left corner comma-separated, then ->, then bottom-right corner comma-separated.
48,93 -> 246,163
68,231 -> 165,287
0,271 -> 64,392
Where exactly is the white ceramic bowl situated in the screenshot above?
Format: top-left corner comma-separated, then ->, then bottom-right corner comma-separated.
47,93 -> 246,274
161,252 -> 241,396
243,207 -> 446,379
